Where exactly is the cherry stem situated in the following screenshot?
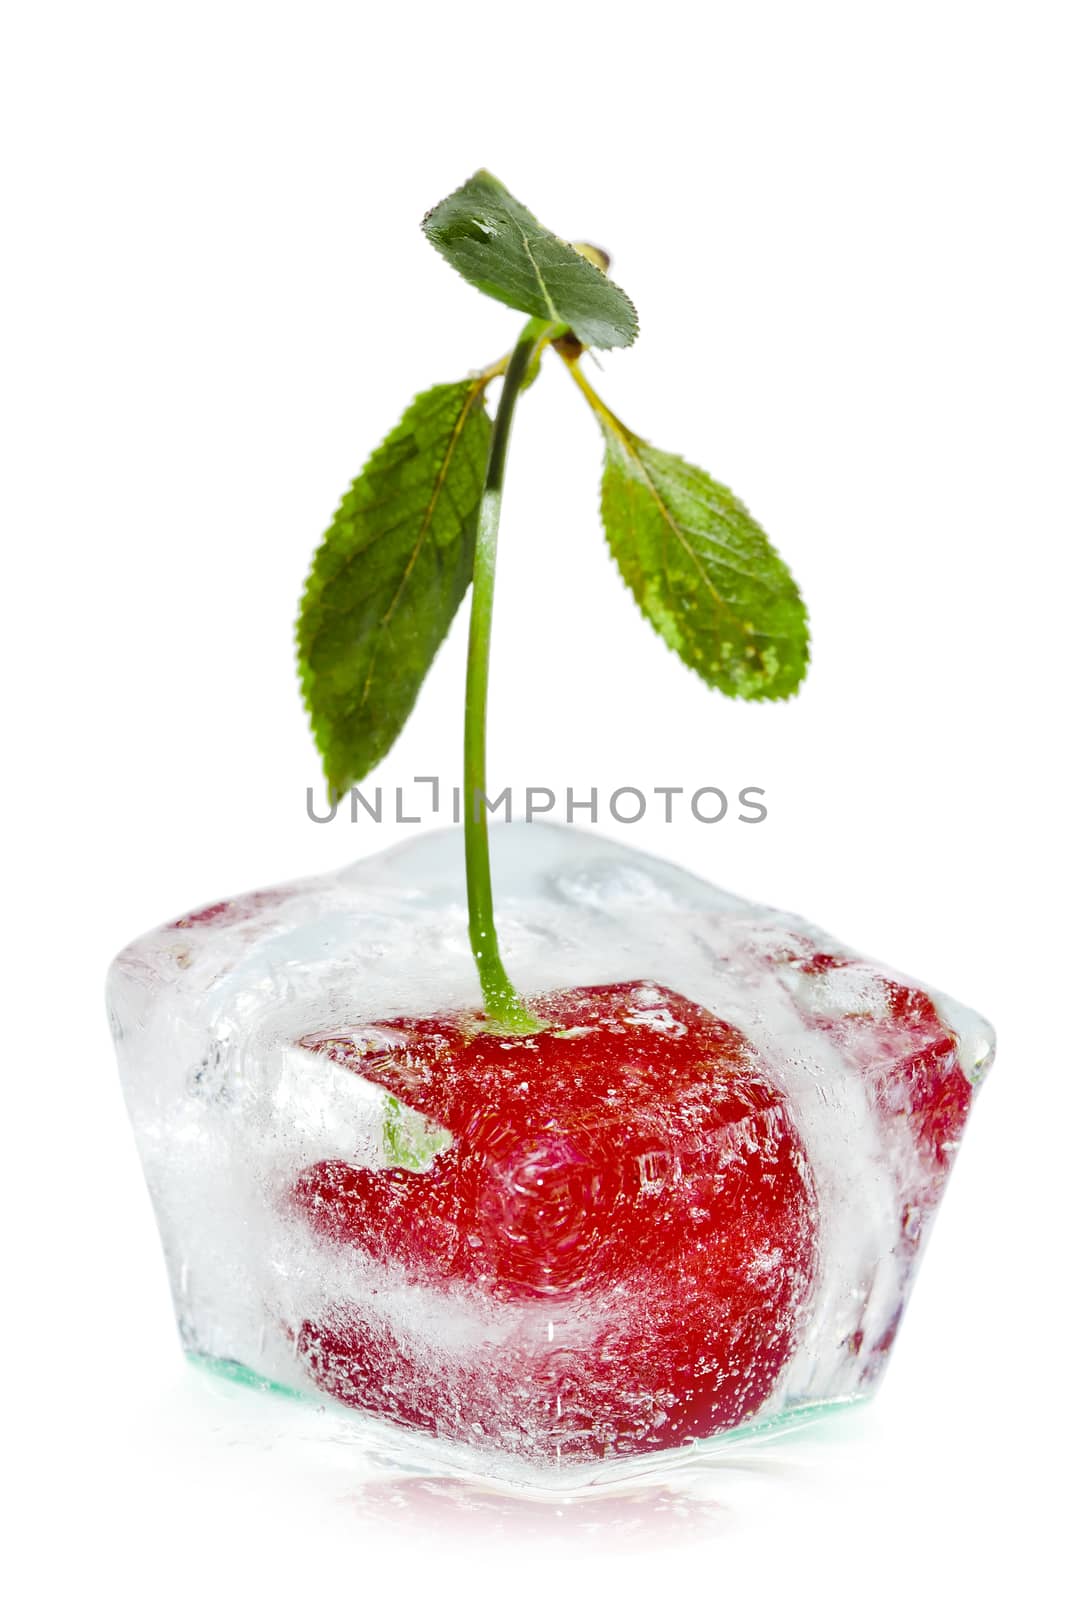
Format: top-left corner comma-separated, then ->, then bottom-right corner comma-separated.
464,317 -> 548,1034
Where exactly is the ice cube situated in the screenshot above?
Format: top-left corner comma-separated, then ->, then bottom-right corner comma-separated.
108,824 -> 992,1480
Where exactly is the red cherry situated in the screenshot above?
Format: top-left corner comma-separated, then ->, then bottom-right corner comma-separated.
787,950 -> 973,1192
289,981 -> 818,1460
758,943 -> 975,1379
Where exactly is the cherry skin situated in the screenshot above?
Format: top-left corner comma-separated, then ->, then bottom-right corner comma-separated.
290,981 -> 818,1460
757,943 -> 975,1378
790,950 -> 973,1172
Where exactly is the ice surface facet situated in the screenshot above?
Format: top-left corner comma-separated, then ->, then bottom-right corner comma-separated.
108,825 -> 993,1481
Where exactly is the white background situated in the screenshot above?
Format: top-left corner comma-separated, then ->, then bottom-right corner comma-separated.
3,2 -> 1062,1594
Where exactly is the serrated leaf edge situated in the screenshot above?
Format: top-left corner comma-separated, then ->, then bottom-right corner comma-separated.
597,430 -> 810,700
559,355 -> 809,700
297,373 -> 494,796
422,169 -> 639,349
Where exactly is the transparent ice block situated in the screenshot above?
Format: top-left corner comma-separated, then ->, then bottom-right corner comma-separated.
108,824 -> 993,1484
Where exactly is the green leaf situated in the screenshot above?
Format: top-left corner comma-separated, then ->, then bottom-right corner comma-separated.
422,170 -> 638,350
382,1094 -> 452,1173
597,420 -> 809,699
298,378 -> 492,799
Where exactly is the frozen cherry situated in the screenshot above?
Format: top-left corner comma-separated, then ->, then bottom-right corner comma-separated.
290,980 -> 818,1460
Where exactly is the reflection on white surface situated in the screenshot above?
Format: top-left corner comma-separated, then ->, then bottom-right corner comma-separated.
176,1360 -> 876,1548
345,1474 -> 727,1545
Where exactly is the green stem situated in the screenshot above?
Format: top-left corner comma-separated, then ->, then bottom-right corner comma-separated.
465,318 -> 547,1033
555,339 -> 629,434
